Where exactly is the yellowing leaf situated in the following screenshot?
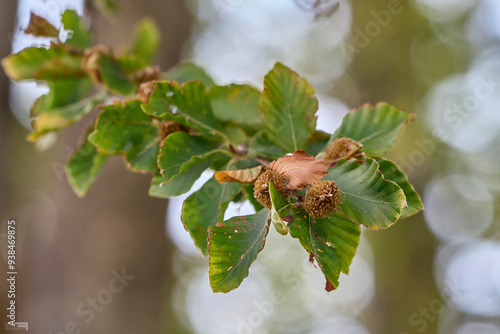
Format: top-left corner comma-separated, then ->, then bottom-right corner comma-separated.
267,150 -> 327,190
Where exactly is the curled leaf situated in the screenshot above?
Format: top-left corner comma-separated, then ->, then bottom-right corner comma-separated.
133,66 -> 160,85
267,150 -> 327,190
215,165 -> 264,184
253,170 -> 289,209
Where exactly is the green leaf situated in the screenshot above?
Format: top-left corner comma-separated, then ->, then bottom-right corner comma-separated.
96,54 -> 137,95
182,176 -> 242,255
209,84 -> 262,133
323,158 -> 406,230
142,80 -> 225,140
88,100 -> 160,173
2,46 -> 85,80
125,18 -> 159,66
315,213 -> 361,275
208,209 -> 270,293
29,86 -> 107,141
288,209 -> 342,290
164,63 -> 215,88
260,63 -> 318,152
149,163 -> 209,198
376,158 -> 423,219
329,103 -> 414,157
158,132 -> 228,181
65,129 -> 108,197
269,182 -> 293,235
61,10 -> 91,50
248,130 -> 286,161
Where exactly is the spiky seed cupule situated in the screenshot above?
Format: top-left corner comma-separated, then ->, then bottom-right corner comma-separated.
304,180 -> 341,218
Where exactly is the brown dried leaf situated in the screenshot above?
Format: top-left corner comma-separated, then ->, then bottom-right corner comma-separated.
268,150 -> 328,190
24,13 -> 59,38
215,166 -> 264,184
